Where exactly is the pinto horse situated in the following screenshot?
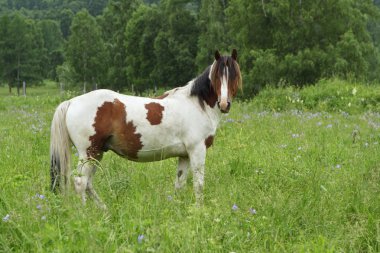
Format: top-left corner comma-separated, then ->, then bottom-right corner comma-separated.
50,49 -> 242,208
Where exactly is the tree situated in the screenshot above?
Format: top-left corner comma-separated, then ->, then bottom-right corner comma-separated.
57,8 -> 74,39
99,0 -> 140,90
38,19 -> 64,79
125,4 -> 162,92
226,0 -> 380,92
152,0 -> 199,87
196,0 -> 228,70
0,13 -> 45,94
66,9 -> 106,92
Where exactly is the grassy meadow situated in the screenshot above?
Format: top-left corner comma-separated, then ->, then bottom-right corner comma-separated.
0,80 -> 380,252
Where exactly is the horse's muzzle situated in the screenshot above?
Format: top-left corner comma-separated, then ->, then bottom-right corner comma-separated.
218,101 -> 231,113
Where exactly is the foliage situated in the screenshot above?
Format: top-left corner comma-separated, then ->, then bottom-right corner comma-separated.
0,12 -> 45,91
227,0 -> 380,92
2,0 -> 380,94
251,78 -> 380,113
37,19 -> 64,79
125,4 -> 162,91
195,0 -> 228,71
65,9 -> 106,91
152,0 -> 199,88
99,0 -> 140,90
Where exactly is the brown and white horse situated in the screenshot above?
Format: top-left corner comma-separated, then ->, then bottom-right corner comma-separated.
50,50 -> 242,208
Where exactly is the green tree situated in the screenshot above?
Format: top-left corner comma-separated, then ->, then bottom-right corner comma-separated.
0,13 -> 45,94
99,0 -> 140,90
38,19 -> 64,79
227,0 -> 380,92
152,0 -> 199,87
57,8 -> 74,38
125,4 -> 162,92
196,0 -> 228,70
66,9 -> 106,92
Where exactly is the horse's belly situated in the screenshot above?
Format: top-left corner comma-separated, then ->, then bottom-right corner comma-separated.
136,143 -> 187,162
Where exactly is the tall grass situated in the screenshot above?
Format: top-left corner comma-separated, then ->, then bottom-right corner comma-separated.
0,80 -> 379,252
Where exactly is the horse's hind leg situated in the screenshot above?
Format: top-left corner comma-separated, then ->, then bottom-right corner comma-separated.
175,157 -> 190,190
74,157 -> 106,209
86,172 -> 107,210
74,160 -> 91,204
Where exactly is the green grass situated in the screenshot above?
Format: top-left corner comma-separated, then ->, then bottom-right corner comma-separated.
0,81 -> 380,252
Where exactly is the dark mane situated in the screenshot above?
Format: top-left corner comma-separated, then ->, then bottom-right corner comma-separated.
190,66 -> 218,109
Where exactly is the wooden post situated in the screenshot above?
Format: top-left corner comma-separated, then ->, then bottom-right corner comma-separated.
17,78 -> 20,96
60,82 -> 64,95
22,81 -> 26,96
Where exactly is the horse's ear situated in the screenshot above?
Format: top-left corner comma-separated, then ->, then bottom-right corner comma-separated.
215,50 -> 221,61
232,49 -> 238,61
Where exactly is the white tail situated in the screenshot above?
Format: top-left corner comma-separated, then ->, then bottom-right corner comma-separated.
50,100 -> 71,192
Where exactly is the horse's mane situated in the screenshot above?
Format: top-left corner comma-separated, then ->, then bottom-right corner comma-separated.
190,65 -> 218,109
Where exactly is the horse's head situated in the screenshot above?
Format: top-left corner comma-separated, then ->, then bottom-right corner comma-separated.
209,49 -> 242,113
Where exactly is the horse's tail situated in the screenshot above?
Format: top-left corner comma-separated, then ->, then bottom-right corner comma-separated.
50,100 -> 71,193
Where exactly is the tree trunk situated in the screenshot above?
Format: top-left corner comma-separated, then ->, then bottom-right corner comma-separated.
17,54 -> 20,96
261,0 -> 267,17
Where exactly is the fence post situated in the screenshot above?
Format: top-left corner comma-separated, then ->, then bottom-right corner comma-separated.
60,82 -> 64,95
22,81 -> 26,96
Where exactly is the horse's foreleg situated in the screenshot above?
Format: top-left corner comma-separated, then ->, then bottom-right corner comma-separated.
189,145 -> 206,206
175,157 -> 190,190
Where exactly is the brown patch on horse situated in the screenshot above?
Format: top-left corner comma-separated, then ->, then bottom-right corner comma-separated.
156,93 -> 168,99
205,135 -> 214,149
145,102 -> 165,125
88,99 -> 143,160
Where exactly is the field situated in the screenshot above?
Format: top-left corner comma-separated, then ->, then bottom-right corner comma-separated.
0,81 -> 380,252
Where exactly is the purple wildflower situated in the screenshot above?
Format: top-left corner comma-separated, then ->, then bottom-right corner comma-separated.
232,204 -> 239,211
35,194 -> 46,200
36,204 -> 42,210
138,234 -> 145,244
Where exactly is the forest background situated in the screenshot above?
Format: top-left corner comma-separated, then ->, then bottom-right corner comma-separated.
1,0 -> 380,95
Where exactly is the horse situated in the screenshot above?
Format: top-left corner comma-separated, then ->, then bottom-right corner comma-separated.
50,49 -> 242,209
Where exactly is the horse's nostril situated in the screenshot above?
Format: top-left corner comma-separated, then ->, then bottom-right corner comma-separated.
227,102 -> 231,110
